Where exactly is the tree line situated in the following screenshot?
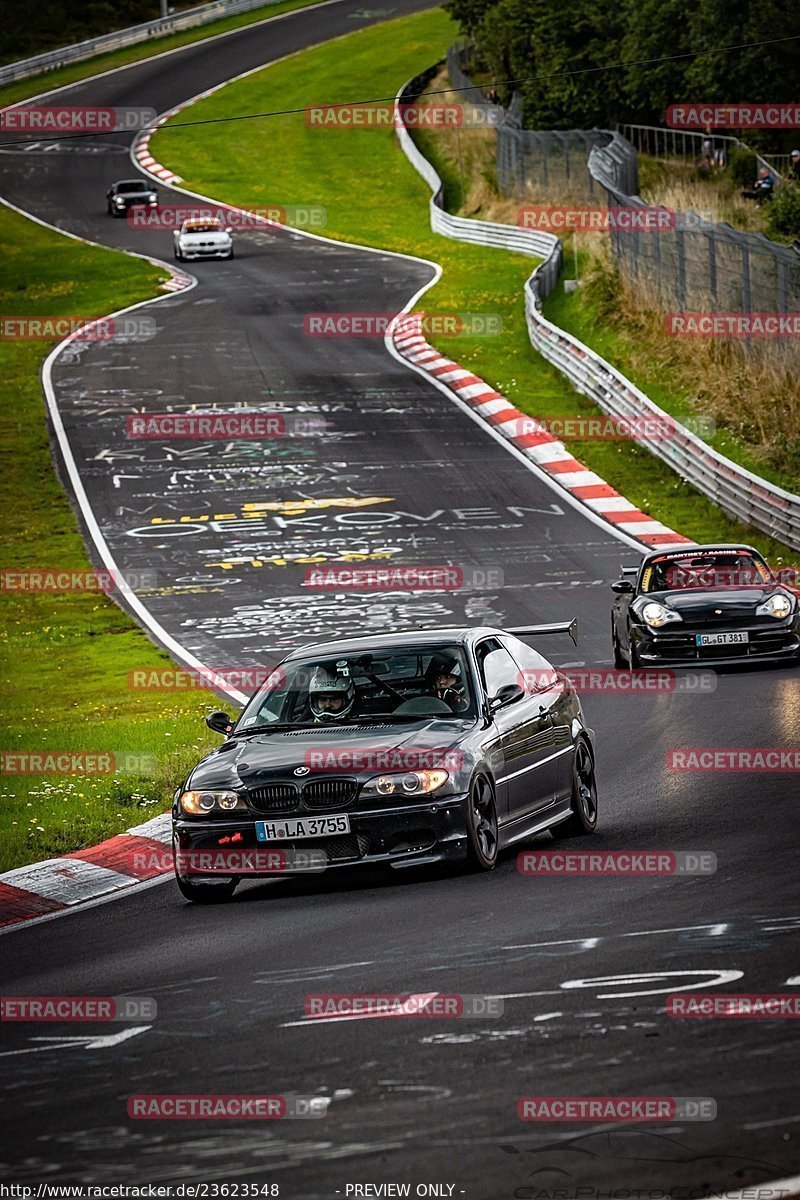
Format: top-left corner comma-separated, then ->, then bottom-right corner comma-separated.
444,0 -> 800,143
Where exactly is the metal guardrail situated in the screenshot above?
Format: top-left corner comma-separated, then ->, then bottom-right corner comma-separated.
0,0 -> 285,86
395,69 -> 800,552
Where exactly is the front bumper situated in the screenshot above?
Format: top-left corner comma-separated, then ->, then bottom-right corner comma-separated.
114,200 -> 157,211
177,243 -> 232,259
172,794 -> 469,878
631,617 -> 800,667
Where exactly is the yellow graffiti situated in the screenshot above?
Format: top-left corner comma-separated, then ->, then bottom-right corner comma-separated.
241,497 -> 393,514
208,551 -> 398,571
148,497 -> 393,524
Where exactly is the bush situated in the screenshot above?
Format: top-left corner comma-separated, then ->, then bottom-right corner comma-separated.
727,146 -> 757,188
767,183 -> 800,238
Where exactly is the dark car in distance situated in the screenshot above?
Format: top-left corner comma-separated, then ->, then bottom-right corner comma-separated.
106,178 -> 158,216
611,544 -> 800,668
172,622 -> 597,902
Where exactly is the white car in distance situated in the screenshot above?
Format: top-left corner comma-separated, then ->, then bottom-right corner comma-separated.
173,217 -> 234,261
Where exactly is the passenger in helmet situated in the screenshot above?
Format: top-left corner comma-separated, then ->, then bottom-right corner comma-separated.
424,653 -> 468,713
308,664 -> 356,722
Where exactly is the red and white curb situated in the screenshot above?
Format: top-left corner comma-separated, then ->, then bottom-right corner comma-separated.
133,109 -> 185,186
391,322 -> 693,551
0,813 -> 173,929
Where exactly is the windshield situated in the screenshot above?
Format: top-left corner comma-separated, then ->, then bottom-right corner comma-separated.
642,550 -> 771,592
235,645 -> 475,730
183,222 -> 222,233
116,182 -> 150,194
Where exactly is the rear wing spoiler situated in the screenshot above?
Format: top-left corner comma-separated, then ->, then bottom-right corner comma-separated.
506,618 -> 578,647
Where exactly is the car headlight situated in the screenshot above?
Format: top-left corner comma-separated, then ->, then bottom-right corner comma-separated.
179,789 -> 245,815
114,196 -> 125,205
756,592 -> 795,619
148,194 -> 157,204
360,769 -> 449,799
633,599 -> 683,628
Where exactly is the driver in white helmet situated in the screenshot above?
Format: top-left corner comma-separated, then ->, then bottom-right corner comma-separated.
308,663 -> 356,722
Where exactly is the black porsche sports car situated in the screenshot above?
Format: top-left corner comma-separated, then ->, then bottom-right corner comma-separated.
172,622 -> 597,902
106,178 -> 158,216
611,543 -> 800,668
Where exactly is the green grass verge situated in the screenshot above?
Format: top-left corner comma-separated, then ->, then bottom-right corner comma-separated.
152,6 -> 797,565
543,253 -> 795,495
0,0 -> 330,109
0,208 -> 219,872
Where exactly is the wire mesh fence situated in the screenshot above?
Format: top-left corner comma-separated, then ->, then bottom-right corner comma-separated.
445,46 -> 800,323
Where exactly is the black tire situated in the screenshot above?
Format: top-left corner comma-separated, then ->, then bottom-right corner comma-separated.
226,247 -> 235,259
175,874 -> 238,903
553,739 -> 598,839
174,248 -> 183,261
465,774 -> 499,870
612,619 -> 626,669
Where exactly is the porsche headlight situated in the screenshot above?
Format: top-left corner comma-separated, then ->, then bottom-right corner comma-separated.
360,769 -> 449,799
633,599 -> 683,628
179,789 -> 244,815
114,196 -> 125,205
756,592 -> 795,620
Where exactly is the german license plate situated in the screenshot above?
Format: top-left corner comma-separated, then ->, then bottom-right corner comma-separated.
255,814 -> 350,841
696,631 -> 749,647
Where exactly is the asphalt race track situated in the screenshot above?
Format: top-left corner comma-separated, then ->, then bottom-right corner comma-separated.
1,2 -> 799,1192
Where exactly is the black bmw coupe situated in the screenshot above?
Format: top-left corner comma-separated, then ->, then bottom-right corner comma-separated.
172,622 -> 597,902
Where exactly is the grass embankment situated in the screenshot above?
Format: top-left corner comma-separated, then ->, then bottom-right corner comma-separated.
0,0 -> 331,109
0,207 -> 218,871
152,10 -> 797,561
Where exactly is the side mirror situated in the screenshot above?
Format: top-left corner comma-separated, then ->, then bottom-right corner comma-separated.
225,227 -> 233,234
489,683 -> 524,711
206,710 -> 233,735
612,579 -> 635,594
